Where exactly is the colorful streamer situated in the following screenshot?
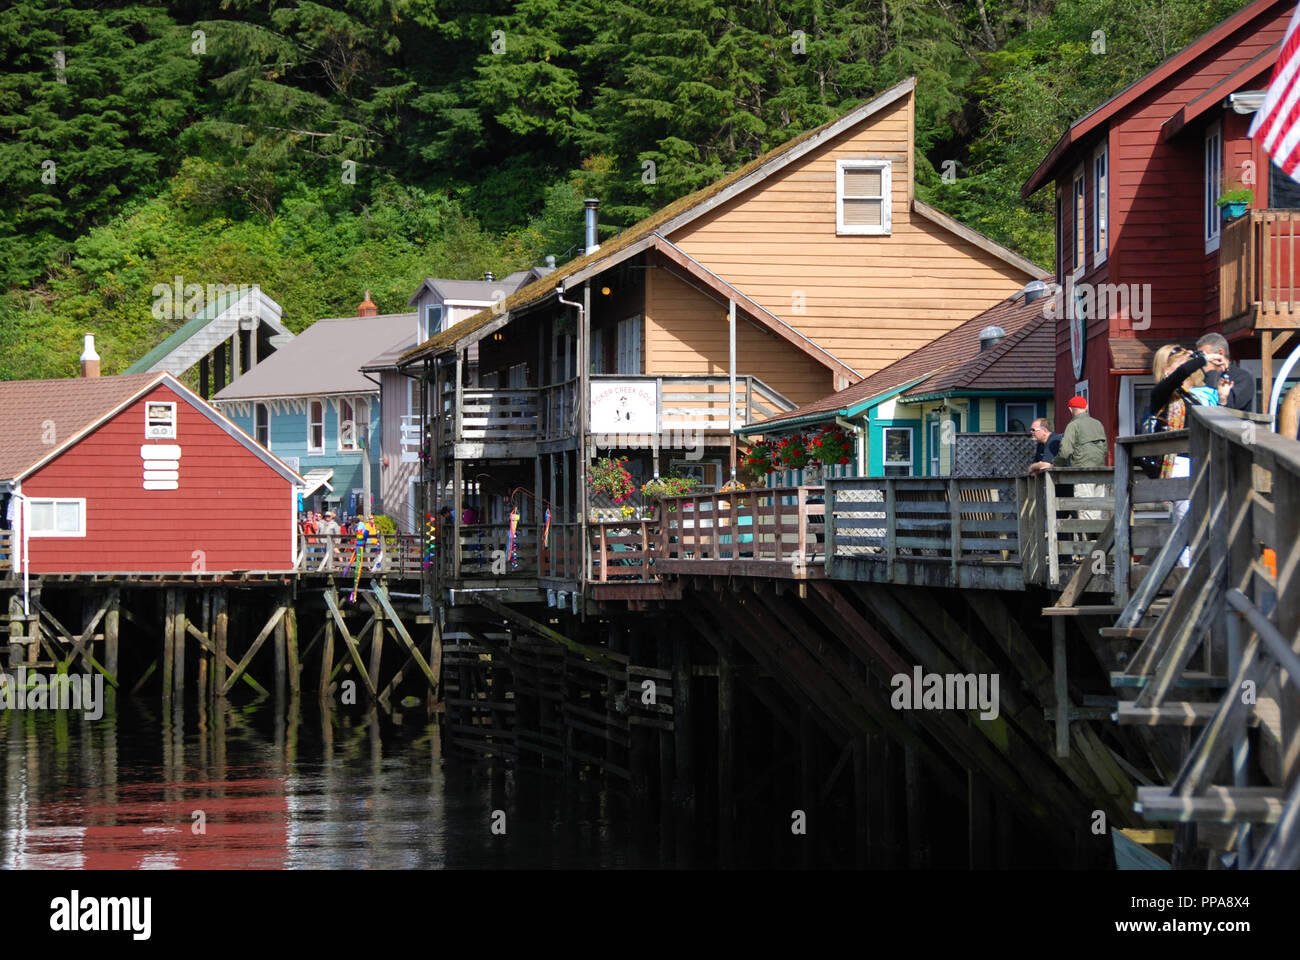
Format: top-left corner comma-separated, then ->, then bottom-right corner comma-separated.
542,507 -> 551,548
508,507 -> 520,571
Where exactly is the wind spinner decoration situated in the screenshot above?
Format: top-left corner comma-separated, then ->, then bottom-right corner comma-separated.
508,507 -> 520,571
423,512 -> 437,569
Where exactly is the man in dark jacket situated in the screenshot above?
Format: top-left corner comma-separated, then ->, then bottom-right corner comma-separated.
1028,418 -> 1061,476
1197,332 -> 1255,412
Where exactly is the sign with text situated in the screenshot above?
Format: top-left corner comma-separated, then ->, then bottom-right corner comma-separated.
590,380 -> 658,433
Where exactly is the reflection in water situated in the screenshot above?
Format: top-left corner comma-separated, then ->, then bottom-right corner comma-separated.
0,698 -> 690,869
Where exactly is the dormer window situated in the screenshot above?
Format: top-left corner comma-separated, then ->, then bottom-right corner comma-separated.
422,304 -> 443,341
837,159 -> 891,235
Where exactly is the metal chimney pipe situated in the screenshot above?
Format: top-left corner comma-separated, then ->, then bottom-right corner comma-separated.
584,198 -> 600,254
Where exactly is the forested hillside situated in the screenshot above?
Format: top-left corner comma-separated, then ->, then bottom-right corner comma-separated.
0,0 -> 1251,380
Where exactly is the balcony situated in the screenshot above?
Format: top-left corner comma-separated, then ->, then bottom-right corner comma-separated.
1220,209 -> 1300,334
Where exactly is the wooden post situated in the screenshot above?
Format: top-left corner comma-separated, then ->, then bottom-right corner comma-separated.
274,593 -> 287,702
369,594 -> 384,700
286,602 -> 301,699
319,618 -> 335,705
104,589 -> 120,684
1044,471 -> 1060,587
197,591 -> 209,703
162,589 -> 175,708
673,633 -> 694,811
718,642 -> 735,864
1262,330 -> 1274,413
1053,616 -> 1069,757
904,745 -> 928,868
853,737 -> 868,867
173,590 -> 187,705
214,589 -> 229,698
1113,438 -> 1131,605
949,477 -> 961,580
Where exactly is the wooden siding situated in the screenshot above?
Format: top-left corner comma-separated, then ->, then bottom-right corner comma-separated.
1047,3 -> 1290,443
644,253 -> 833,407
378,369 -> 420,532
23,383 -> 294,573
668,93 -> 1033,379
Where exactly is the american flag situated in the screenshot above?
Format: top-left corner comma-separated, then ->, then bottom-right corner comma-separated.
1251,3 -> 1300,181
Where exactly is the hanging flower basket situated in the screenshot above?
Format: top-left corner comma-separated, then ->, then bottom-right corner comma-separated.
588,456 -> 636,502
807,424 -> 853,467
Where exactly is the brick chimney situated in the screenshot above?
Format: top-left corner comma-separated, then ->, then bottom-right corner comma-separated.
79,334 -> 100,378
357,289 -> 377,317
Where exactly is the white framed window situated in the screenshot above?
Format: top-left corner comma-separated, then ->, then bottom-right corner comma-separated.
1118,375 -> 1154,438
1205,123 -> 1222,253
1072,166 -> 1086,277
27,498 -> 86,537
882,427 -> 913,477
590,327 -> 605,374
1005,403 -> 1037,433
837,159 -> 891,235
255,403 -> 270,448
1075,379 -> 1090,407
338,398 -> 368,452
1092,144 -> 1108,265
145,401 -> 177,439
422,304 -> 443,341
615,315 -> 642,374
308,400 -> 325,454
508,363 -> 528,388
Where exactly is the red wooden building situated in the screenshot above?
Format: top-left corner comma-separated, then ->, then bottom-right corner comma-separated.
1023,0 -> 1300,450
0,368 -> 303,574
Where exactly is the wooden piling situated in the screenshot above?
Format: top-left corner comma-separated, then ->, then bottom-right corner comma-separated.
320,617 -> 335,705
274,591 -> 288,702
285,602 -> 300,699
173,589 -> 187,705
673,634 -> 694,811
214,589 -> 228,698
718,643 -> 735,863
162,589 -> 175,707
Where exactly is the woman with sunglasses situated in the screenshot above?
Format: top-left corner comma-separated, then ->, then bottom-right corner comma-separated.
1144,344 -> 1231,564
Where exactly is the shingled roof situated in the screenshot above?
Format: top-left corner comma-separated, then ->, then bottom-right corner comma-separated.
748,289 -> 1058,430
213,313 -> 415,402
0,373 -> 163,480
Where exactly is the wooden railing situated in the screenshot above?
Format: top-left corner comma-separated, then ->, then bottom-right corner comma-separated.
590,519 -> 657,582
297,533 -> 425,576
399,413 -> 422,462
540,522 -> 582,580
0,529 -> 12,574
458,388 -> 539,446
540,379 -> 578,441
656,486 -> 824,568
1039,468 -> 1115,589
1220,208 -> 1300,331
455,522 -> 539,577
590,374 -> 796,434
1109,406 -> 1300,867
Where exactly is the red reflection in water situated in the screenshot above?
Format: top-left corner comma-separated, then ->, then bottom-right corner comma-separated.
16,779 -> 289,869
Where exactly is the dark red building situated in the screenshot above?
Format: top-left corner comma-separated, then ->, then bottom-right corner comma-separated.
1023,0 -> 1300,450
0,369 -> 303,574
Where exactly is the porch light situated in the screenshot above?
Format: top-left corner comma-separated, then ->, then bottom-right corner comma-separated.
601,286 -> 611,296
493,332 -> 504,341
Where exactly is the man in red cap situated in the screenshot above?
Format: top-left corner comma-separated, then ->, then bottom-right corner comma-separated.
1052,395 -> 1107,470
1049,395 -> 1109,530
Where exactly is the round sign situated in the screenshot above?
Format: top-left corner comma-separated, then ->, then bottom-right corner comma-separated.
1069,291 -> 1087,381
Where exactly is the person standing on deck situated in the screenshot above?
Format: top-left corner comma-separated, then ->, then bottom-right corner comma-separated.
1196,332 -> 1255,412
1047,396 -> 1108,525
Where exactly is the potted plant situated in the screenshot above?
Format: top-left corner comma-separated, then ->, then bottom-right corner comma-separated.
640,475 -> 700,499
588,456 -> 636,502
742,438 -> 778,476
1218,187 -> 1253,221
807,424 -> 854,468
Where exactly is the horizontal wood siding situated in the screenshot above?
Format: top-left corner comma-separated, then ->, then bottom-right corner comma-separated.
23,384 -> 294,572
379,369 -> 420,530
669,92 -> 1032,378
644,254 -> 832,406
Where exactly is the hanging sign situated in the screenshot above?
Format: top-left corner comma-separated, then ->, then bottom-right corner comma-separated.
589,380 -> 657,433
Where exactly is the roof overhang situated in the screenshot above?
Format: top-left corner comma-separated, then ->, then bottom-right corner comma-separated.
1162,43 -> 1279,142
1022,0 -> 1288,197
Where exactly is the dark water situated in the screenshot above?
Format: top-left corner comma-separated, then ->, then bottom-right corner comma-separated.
0,697 -> 688,869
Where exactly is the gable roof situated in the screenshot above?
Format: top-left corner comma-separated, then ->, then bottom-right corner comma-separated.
1023,0 -> 1289,197
407,276 -> 532,306
212,313 -> 415,402
748,288 -> 1057,430
0,372 -> 304,485
1162,40 -> 1279,141
125,286 -> 292,375
401,75 -> 1043,370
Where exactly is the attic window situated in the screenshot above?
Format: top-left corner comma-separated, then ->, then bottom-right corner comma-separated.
145,402 -> 177,439
837,160 -> 891,235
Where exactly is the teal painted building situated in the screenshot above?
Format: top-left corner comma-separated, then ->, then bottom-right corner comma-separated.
742,287 -> 1056,481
